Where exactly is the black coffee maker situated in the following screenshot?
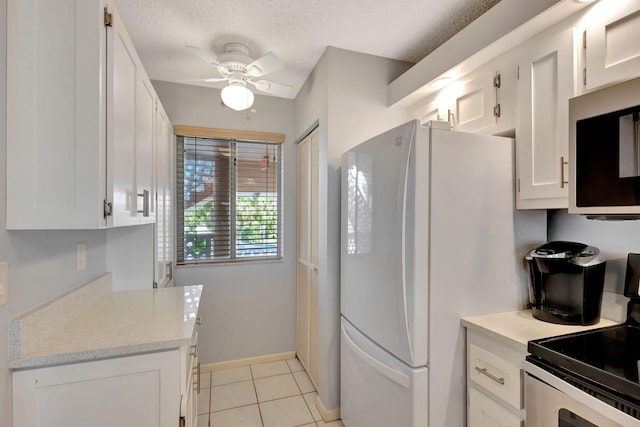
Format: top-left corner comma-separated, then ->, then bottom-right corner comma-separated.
526,241 -> 606,325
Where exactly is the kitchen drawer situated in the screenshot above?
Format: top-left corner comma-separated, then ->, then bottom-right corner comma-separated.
469,343 -> 522,410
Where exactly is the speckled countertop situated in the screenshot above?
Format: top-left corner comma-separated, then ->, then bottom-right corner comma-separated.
462,309 -> 618,352
8,273 -> 203,370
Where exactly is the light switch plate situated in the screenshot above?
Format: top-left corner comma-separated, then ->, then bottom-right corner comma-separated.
0,262 -> 7,306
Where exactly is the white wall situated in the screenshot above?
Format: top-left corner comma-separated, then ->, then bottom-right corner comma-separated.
0,3 -> 109,423
295,47 -> 413,411
152,80 -> 298,363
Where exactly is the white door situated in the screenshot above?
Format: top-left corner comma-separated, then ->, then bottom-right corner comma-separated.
297,129 -> 319,385
340,318 -> 428,427
341,121 -> 427,367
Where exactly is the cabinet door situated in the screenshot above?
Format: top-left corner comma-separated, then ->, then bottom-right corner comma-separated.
6,0 -> 107,229
469,387 -> 522,427
585,1 -> 640,91
449,68 -> 500,134
516,28 -> 574,209
13,351 -> 181,427
155,105 -> 169,287
135,76 -> 156,224
414,55 -> 516,135
413,95 -> 448,125
106,2 -> 138,227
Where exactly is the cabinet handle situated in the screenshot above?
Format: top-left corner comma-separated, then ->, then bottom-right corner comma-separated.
560,156 -> 569,189
137,189 -> 150,217
474,366 -> 505,385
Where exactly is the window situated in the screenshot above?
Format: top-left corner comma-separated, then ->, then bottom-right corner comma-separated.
175,127 -> 283,265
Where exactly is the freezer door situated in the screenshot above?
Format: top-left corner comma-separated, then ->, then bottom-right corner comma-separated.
341,120 -> 428,367
340,318 -> 428,427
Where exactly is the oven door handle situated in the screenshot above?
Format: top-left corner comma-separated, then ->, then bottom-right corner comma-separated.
474,366 -> 505,385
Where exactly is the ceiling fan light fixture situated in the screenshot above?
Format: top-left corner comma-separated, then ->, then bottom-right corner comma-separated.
221,83 -> 254,111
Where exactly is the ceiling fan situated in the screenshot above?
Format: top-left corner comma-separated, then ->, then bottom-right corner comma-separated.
186,43 -> 292,111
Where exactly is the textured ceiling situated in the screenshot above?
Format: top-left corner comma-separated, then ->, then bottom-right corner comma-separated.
113,0 -> 501,99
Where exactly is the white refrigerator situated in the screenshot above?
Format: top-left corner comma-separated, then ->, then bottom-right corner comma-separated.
340,120 -> 526,427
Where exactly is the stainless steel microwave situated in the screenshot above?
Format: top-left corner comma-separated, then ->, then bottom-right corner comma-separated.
569,76 -> 640,218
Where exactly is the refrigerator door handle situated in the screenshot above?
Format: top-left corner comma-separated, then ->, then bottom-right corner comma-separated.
341,323 -> 411,389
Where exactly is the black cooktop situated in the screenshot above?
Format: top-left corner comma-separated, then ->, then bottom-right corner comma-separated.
528,323 -> 640,413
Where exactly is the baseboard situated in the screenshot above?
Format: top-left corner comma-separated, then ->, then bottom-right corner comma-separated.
200,351 -> 296,373
315,394 -> 341,422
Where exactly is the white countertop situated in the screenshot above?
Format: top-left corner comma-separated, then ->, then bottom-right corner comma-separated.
9,274 -> 203,369
462,309 -> 618,352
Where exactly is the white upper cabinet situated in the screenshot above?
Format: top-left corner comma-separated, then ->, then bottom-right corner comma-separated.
583,0 -> 640,92
155,103 -> 174,288
6,0 -> 161,229
134,75 -> 157,224
107,4 -> 138,227
412,55 -> 516,136
515,27 -> 575,210
449,58 -> 517,136
6,0 -> 107,229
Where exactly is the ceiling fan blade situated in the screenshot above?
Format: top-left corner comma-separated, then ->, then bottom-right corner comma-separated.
186,45 -> 222,67
246,52 -> 284,77
178,77 -> 228,83
251,79 -> 292,97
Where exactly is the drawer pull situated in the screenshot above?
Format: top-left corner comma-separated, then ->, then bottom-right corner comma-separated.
475,366 -> 505,385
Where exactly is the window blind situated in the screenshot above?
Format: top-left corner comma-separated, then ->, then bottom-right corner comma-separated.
176,135 -> 282,264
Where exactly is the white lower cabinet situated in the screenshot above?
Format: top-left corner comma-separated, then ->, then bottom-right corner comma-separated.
466,330 -> 525,427
13,343 -> 198,427
469,387 -> 522,427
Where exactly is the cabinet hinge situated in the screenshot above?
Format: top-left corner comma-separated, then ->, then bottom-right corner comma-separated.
493,73 -> 501,88
583,67 -> 587,86
153,281 -> 158,289
493,104 -> 501,118
104,7 -> 113,27
103,200 -> 113,218
583,30 -> 587,49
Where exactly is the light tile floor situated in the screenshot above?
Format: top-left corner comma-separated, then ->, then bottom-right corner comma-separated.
197,358 -> 345,427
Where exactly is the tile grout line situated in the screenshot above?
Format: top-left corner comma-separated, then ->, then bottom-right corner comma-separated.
251,364 -> 266,427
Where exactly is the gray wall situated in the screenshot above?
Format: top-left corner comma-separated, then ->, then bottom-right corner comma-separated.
0,0 -> 109,421
153,80 -> 298,363
548,210 -> 640,295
